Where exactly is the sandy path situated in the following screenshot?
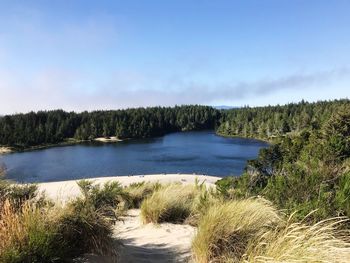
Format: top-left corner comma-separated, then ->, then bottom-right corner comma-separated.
116,209 -> 195,263
36,174 -> 219,262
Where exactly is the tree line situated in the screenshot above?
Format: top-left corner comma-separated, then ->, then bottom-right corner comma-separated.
1,99 -> 349,148
0,106 -> 221,147
217,99 -> 350,140
217,99 -> 350,221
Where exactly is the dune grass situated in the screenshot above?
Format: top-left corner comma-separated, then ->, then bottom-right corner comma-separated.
192,198 -> 350,263
243,215 -> 350,263
140,183 -> 202,224
0,199 -> 118,262
0,199 -> 64,262
2,178 -> 349,263
0,180 -> 123,262
192,198 -> 281,263
124,181 -> 162,208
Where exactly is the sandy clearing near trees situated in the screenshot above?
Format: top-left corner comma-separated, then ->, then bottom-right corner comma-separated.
0,147 -> 12,154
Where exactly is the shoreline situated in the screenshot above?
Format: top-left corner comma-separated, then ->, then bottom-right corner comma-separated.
215,131 -> 272,143
37,174 -> 222,202
0,137 -> 125,155
0,146 -> 13,155
93,136 -> 123,143
0,130 -> 270,155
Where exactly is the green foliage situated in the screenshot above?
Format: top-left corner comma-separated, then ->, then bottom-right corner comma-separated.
0,105 -> 220,147
225,108 -> 350,221
217,99 -> 350,140
0,181 -> 38,208
124,181 -> 162,208
76,180 -> 127,220
0,192 -> 117,262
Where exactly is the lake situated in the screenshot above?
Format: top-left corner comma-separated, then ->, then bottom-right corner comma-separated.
1,131 -> 268,183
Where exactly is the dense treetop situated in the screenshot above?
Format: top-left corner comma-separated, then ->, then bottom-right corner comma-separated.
217,99 -> 350,139
0,105 -> 220,147
1,99 -> 349,148
217,100 -> 350,222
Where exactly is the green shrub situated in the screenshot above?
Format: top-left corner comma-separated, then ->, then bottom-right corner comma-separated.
77,180 -> 127,219
0,181 -> 39,209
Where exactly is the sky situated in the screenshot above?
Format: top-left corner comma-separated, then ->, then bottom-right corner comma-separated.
0,0 -> 349,114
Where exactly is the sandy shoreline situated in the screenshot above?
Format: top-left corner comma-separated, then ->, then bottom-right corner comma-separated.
94,136 -> 123,143
0,147 -> 12,155
38,174 -> 221,202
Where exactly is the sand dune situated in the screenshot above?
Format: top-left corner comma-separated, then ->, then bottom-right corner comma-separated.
38,174 -> 220,202
37,174 -> 220,263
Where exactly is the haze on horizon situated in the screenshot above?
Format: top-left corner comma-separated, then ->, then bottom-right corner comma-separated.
0,0 -> 349,114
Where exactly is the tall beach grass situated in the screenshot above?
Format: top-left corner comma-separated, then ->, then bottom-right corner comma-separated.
192,198 -> 281,263
243,215 -> 350,263
140,183 -> 201,223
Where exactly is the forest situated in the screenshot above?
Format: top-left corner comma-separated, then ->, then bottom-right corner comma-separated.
1,99 -> 350,262
0,105 -> 220,148
217,98 -> 350,140
217,99 -> 350,222
1,99 -> 349,149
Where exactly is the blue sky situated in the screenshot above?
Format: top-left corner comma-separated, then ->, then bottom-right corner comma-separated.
0,0 -> 349,113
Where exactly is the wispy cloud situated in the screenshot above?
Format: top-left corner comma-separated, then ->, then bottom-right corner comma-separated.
0,67 -> 349,114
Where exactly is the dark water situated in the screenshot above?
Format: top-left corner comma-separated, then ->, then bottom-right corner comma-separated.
1,131 -> 268,183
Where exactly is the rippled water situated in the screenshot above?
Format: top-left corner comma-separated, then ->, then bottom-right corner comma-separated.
1,131 -> 268,183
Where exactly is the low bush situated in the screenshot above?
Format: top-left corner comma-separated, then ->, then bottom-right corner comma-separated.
192,198 -> 281,263
0,181 -> 38,202
77,180 -> 127,219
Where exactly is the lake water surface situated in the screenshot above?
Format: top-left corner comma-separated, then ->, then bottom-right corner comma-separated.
1,131 -> 268,183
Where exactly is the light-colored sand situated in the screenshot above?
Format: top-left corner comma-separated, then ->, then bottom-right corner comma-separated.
38,174 -> 220,202
94,137 -> 122,143
116,209 -> 195,263
37,174 -> 220,263
0,147 -> 12,154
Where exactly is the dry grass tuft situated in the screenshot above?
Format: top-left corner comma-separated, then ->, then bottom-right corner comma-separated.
243,215 -> 350,263
192,198 -> 281,263
0,199 -> 26,252
0,196 -> 118,262
140,183 -> 200,224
